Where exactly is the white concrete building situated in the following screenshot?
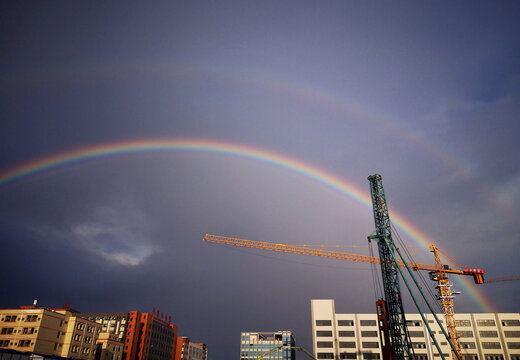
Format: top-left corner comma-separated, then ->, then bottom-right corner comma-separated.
311,299 -> 520,360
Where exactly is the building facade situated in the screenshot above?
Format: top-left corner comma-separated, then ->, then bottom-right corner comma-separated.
240,331 -> 295,360
94,332 -> 123,360
82,313 -> 129,342
174,337 -> 207,360
0,306 -> 101,360
123,311 -> 178,360
311,299 -> 520,360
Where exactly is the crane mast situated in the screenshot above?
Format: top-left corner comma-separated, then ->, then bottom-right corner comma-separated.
367,174 -> 413,360
430,245 -> 462,360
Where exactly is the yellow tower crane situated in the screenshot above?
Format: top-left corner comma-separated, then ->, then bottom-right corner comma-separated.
203,234 -> 490,360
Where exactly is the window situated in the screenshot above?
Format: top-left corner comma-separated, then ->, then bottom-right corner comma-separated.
74,334 -> 82,341
22,327 -> 35,334
339,342 -> 356,348
339,331 -> 355,337
0,340 -> 10,347
85,336 -> 92,344
25,315 -> 38,322
477,320 -> 496,327
317,331 -> 333,337
340,353 -> 357,359
82,347 -> 90,354
317,342 -> 333,348
360,320 -> 376,327
505,331 -> 520,338
512,356 -> 520,360
412,343 -> 426,349
406,321 -> 422,327
459,331 -> 474,338
72,345 -> 80,353
481,342 -> 501,349
362,353 -> 380,359
456,320 -> 472,327
461,342 -> 476,349
462,355 -> 478,360
316,320 -> 332,326
407,331 -> 424,337
338,320 -> 354,326
479,331 -> 499,338
4,316 -> 17,322
76,323 -> 85,330
507,342 -> 520,349
361,331 -> 378,337
317,353 -> 334,359
362,342 -> 379,348
502,320 -> 520,326
412,356 -> 428,360
484,356 -> 503,360
1,328 -> 14,334
18,340 -> 31,347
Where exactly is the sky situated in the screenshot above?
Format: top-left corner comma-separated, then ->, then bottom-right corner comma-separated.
1,1 -> 520,359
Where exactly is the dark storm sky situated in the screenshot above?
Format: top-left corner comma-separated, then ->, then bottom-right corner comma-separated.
1,2 -> 520,359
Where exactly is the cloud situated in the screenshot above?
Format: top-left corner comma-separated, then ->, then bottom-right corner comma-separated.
71,222 -> 156,266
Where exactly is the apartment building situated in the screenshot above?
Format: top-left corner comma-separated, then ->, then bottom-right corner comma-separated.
174,337 -> 207,360
124,311 -> 178,360
311,299 -> 520,360
82,313 -> 129,342
95,332 -> 123,360
240,331 -> 295,360
0,306 -> 101,360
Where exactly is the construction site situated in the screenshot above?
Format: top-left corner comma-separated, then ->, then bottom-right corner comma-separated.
203,174 -> 520,360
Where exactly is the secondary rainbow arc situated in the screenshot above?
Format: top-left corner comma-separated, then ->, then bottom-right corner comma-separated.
0,138 -> 496,312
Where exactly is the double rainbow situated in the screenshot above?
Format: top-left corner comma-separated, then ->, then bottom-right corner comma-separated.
0,138 -> 496,312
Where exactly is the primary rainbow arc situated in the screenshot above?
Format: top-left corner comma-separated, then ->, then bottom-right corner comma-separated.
0,137 -> 496,312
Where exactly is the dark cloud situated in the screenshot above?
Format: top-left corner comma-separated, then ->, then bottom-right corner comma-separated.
1,2 -> 520,359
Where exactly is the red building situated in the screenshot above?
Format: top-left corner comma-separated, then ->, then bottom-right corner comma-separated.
124,311 -> 178,360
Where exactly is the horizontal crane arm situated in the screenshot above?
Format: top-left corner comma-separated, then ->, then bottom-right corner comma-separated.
203,234 -> 463,272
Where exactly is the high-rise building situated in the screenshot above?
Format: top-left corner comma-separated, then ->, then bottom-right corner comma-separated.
311,299 -> 520,360
0,306 -> 101,360
174,337 -> 207,360
240,331 -> 295,360
124,311 -> 178,360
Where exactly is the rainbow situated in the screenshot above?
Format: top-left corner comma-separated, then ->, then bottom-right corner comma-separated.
0,138 -> 496,312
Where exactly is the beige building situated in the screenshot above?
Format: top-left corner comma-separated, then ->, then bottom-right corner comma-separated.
95,332 -> 123,360
0,306 -> 101,360
311,299 -> 520,360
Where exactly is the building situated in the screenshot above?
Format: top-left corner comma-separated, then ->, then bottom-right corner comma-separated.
174,337 -> 207,360
240,331 -> 295,360
311,299 -> 520,360
0,306 -> 101,360
94,332 -> 123,360
124,311 -> 178,360
82,313 -> 129,342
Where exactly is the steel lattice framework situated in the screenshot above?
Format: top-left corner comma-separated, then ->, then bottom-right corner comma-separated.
367,174 -> 414,360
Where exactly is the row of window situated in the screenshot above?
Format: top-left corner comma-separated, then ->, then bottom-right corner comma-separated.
316,320 -> 377,327
315,318 -> 520,329
71,345 -> 91,354
316,331 -> 378,337
317,341 -> 379,349
1,327 -> 37,335
0,340 -> 33,347
1,315 -> 40,322
317,352 -> 380,359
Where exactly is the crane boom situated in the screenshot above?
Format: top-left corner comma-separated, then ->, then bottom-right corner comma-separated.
203,234 -> 481,279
